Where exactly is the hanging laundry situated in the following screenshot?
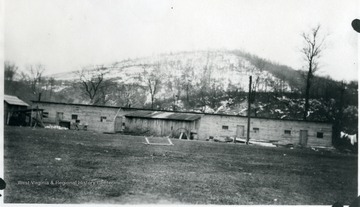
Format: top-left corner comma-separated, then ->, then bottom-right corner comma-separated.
347,134 -> 357,145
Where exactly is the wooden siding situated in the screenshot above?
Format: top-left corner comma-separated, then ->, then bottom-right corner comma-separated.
125,117 -> 199,137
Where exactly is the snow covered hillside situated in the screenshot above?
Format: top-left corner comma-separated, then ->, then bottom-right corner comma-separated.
50,50 -> 292,94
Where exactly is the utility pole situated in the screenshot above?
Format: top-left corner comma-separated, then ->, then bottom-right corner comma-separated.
246,76 -> 252,145
38,92 -> 42,102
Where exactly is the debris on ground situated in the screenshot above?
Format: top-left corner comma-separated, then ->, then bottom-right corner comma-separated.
311,147 -> 319,151
213,136 -> 233,143
250,141 -> 277,147
45,125 -> 68,130
274,141 -> 294,148
207,136 -> 338,152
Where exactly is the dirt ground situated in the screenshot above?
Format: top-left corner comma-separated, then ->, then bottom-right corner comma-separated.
3,126 -> 358,204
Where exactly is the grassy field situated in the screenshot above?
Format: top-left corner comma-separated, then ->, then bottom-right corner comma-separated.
4,126 -> 358,204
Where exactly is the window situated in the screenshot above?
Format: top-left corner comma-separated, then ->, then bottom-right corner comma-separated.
100,116 -> 107,122
253,127 -> 259,133
284,130 -> 291,135
43,112 -> 49,118
222,125 -> 229,130
71,114 -> 78,120
317,132 -> 324,138
76,120 -> 80,123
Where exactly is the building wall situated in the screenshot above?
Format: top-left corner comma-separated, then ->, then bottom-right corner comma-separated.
125,117 -> 199,137
34,102 -> 120,132
198,114 -> 332,147
32,102 -> 332,147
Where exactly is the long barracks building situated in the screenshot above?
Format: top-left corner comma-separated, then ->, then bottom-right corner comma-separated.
32,101 -> 333,148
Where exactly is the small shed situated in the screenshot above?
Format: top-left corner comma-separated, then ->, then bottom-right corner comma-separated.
124,111 -> 202,138
4,95 -> 30,125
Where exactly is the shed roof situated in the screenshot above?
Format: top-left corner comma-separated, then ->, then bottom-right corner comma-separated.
4,95 -> 29,106
125,111 -> 201,121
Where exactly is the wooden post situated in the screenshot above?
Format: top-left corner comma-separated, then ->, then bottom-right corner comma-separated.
30,110 -> 33,127
6,112 -> 11,125
246,76 -> 252,145
35,107 -> 39,121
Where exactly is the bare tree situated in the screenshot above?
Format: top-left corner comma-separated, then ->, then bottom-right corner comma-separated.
48,77 -> 56,100
4,61 -> 18,82
40,77 -> 56,101
268,78 -> 286,95
119,83 -> 140,107
181,61 -> 195,105
141,63 -> 162,109
247,59 -> 268,116
24,64 -> 46,100
301,25 -> 326,120
77,65 -> 109,105
166,79 -> 180,110
97,79 -> 116,105
166,60 -> 183,110
4,61 -> 19,94
194,52 -> 215,109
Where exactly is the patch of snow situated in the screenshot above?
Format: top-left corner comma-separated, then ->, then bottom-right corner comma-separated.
274,109 -> 284,114
45,125 -> 68,130
203,105 -> 215,113
53,85 -> 69,92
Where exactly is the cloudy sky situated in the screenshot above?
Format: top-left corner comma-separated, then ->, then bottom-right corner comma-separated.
4,0 -> 359,81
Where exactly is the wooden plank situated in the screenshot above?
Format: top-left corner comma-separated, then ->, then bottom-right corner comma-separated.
143,137 -> 174,146
168,138 -> 174,145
